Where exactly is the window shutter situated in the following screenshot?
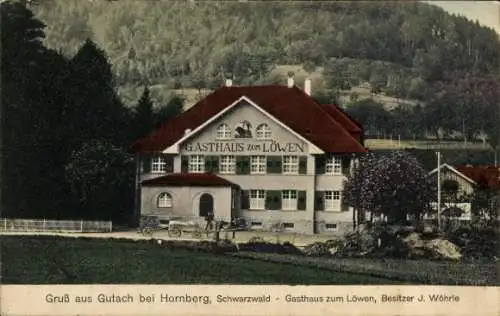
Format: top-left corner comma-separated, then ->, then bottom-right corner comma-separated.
265,190 -> 281,210
315,156 -> 325,174
181,156 -> 189,173
212,156 -> 219,173
241,156 -> 250,174
299,156 -> 307,174
235,156 -> 244,174
297,191 -> 307,210
241,190 -> 250,210
341,155 -> 351,176
205,156 -> 219,173
143,155 -> 151,174
165,156 -> 174,173
315,191 -> 325,211
266,156 -> 282,174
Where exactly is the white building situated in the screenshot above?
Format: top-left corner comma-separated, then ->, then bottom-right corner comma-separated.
131,77 -> 367,235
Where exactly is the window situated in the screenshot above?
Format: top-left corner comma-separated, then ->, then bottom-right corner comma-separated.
250,190 -> 266,210
157,192 -> 173,208
324,191 -> 341,211
216,123 -> 232,139
250,156 -> 266,174
283,222 -> 295,230
283,156 -> 299,174
256,124 -> 272,139
189,155 -> 205,173
151,156 -> 167,173
219,155 -> 235,174
282,190 -> 297,210
251,222 -> 263,229
325,223 -> 338,231
325,156 -> 342,175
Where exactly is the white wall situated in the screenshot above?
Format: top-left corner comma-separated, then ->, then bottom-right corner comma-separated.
141,186 -> 233,222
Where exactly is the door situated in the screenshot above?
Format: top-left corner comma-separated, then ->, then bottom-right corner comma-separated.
199,193 -> 214,217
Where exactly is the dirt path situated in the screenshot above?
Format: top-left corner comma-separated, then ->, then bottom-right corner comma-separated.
0,230 -> 333,247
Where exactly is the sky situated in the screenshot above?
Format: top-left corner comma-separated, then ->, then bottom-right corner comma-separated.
425,1 -> 500,34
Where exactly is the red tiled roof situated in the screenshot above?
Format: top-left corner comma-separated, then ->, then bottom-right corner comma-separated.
319,103 -> 363,142
455,165 -> 500,190
320,104 -> 362,132
131,85 -> 367,154
141,173 -> 238,187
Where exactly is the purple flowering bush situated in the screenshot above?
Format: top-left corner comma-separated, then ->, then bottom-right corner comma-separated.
344,151 -> 434,224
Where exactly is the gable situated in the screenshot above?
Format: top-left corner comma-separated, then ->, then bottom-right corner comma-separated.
131,85 -> 367,154
177,99 -> 309,155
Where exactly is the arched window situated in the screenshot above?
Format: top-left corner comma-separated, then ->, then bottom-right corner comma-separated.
216,124 -> 232,139
157,192 -> 173,208
256,124 -> 272,139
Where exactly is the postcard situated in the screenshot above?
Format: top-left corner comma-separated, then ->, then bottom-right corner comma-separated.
1,0 -> 498,315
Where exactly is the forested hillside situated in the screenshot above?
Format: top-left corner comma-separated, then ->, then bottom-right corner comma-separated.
32,0 -> 500,103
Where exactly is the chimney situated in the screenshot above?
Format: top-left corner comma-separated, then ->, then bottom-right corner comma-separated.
184,128 -> 191,136
304,78 -> 312,95
225,78 -> 233,87
287,72 -> 295,88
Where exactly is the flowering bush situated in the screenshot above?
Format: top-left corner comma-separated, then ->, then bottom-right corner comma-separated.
344,151 -> 434,224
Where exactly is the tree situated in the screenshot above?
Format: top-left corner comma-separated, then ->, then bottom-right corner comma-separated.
64,139 -> 135,222
133,86 -> 155,138
1,1 -> 69,217
344,151 -> 433,225
345,99 -> 392,137
63,39 -> 128,150
155,94 -> 185,127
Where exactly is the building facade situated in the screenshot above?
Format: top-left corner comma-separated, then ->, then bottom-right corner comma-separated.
131,78 -> 367,235
426,163 -> 500,221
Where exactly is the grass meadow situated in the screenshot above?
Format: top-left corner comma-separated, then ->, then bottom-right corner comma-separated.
1,236 -> 399,285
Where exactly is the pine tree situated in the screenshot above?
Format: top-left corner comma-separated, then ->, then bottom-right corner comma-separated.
155,95 -> 184,127
1,1 -> 69,217
133,86 -> 155,138
63,38 -> 127,149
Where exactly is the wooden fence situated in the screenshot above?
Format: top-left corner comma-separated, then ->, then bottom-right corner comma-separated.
0,218 -> 113,233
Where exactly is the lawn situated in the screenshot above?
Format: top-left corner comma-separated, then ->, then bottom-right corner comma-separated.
233,252 -> 498,286
1,236 -> 400,285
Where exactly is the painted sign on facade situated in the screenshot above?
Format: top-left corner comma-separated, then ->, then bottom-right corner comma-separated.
182,140 -> 305,153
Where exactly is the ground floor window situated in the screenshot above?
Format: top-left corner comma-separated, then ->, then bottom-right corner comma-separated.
282,190 -> 297,210
325,223 -> 338,231
250,190 -> 265,209
324,191 -> 341,211
157,192 -> 173,208
250,222 -> 263,229
283,222 -> 295,230
189,155 -> 205,173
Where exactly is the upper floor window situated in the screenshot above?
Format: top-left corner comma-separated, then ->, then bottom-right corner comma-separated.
325,156 -> 342,175
189,155 -> 205,173
324,190 -> 341,211
250,155 -> 266,174
216,123 -> 232,140
157,192 -> 173,208
151,156 -> 167,173
219,155 -> 236,174
283,155 -> 299,174
256,124 -> 272,139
